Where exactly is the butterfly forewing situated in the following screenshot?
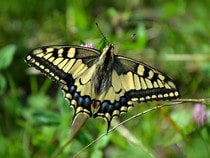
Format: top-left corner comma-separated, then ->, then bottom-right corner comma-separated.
113,56 -> 179,102
25,44 -> 180,132
25,45 -> 100,83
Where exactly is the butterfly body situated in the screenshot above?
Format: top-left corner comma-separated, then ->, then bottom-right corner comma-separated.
25,44 -> 180,131
92,45 -> 114,95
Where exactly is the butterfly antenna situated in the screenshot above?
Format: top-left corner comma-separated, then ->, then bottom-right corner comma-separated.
96,22 -> 109,45
114,33 -> 136,45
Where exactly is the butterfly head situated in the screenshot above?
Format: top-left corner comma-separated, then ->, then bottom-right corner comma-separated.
99,44 -> 114,63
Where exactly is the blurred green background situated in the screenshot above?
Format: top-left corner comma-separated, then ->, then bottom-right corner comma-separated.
0,0 -> 210,158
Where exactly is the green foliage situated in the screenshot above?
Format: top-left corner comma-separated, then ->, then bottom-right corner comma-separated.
0,44 -> 16,93
0,44 -> 16,70
0,0 -> 210,158
0,74 -> 6,93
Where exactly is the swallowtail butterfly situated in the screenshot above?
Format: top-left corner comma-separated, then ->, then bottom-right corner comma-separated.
25,44 -> 180,131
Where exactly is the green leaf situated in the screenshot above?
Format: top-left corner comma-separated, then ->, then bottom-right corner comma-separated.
186,137 -> 210,158
0,44 -> 16,70
28,94 -> 51,109
0,73 -> 6,93
91,149 -> 103,158
32,111 -> 60,126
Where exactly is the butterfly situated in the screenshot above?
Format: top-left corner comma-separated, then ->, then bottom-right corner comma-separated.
25,44 -> 180,132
